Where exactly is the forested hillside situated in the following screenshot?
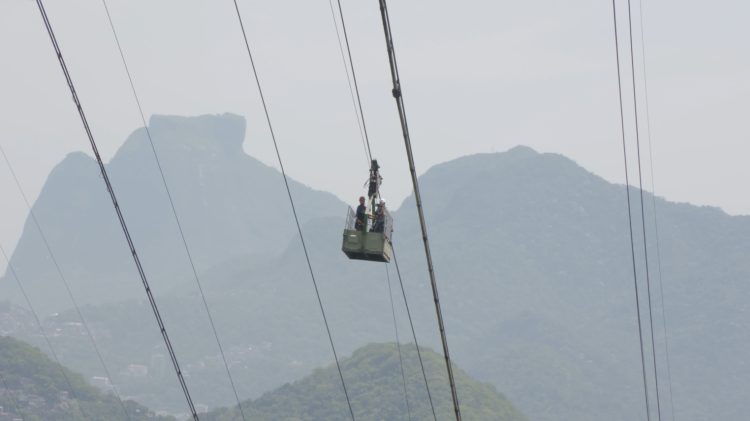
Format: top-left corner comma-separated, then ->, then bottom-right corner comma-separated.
0,335 -> 173,421
3,116 -> 749,420
204,343 -> 526,421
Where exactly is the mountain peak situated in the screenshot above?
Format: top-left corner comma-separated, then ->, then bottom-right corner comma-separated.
505,144 -> 539,157
407,145 -> 585,203
148,113 -> 245,145
55,151 -> 96,173
116,113 -> 246,160
2,113 -> 345,314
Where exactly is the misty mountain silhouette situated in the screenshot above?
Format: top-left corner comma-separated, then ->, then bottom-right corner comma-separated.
390,146 -> 750,420
1,113 -> 344,314
3,115 -> 749,420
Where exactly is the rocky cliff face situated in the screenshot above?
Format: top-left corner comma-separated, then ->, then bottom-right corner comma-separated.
1,113 -> 344,314
5,138 -> 749,421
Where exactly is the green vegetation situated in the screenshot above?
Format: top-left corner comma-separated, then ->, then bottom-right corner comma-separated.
0,335 -> 173,421
4,115 -> 749,420
204,343 -> 526,421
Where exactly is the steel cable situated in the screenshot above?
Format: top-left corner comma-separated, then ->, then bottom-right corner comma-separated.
624,0 -> 663,418
329,3 -> 424,417
330,0 -> 374,162
385,264 -> 413,420
392,247 -> 437,421
635,1 -> 677,417
326,0 -> 371,166
98,1 -> 247,418
32,1 -> 199,418
0,145 -> 132,421
610,0 -> 653,419
230,1 -> 355,419
377,1 -> 461,418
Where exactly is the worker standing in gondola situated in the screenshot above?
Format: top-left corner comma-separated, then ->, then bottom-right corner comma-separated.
341,162 -> 392,263
371,200 -> 386,233
355,196 -> 367,231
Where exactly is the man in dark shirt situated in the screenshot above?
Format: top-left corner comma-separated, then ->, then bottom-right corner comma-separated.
355,196 -> 367,231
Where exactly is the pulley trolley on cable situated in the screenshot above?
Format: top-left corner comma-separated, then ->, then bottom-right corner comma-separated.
342,159 -> 393,262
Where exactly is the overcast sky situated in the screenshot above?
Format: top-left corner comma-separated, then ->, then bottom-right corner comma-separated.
1,0 -> 748,265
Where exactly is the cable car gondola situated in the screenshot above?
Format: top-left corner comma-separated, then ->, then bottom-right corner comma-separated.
342,160 -> 393,262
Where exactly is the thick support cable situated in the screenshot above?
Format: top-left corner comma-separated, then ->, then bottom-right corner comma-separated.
377,1 -> 461,419
0,145 -> 131,421
610,1 -> 652,419
98,1 -> 247,419
32,1 -> 199,418
0,246 -> 89,421
392,248 -> 437,421
385,264 -> 413,420
230,1 -> 355,419
625,0 -> 662,419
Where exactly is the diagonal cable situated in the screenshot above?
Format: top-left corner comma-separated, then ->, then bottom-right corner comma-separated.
377,1 -> 461,418
230,1 -> 355,419
98,1 -> 247,418
385,264 -> 413,420
625,0 -> 663,418
326,0 -> 371,166
635,1 -> 677,418
0,144 -> 131,421
329,0 -> 374,162
32,1 -> 199,418
610,1 -> 652,419
392,247 -> 437,421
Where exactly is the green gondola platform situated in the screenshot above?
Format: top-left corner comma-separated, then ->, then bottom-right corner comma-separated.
342,229 -> 392,263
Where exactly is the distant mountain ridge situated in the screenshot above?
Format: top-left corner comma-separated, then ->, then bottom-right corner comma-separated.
2,116 -> 749,420
1,113 -> 345,314
391,146 -> 750,421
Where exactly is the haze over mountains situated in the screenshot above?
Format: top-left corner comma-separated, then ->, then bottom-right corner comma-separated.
1,114 -> 344,313
2,114 -> 749,420
0,335 -> 174,420
0,334 -> 523,421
